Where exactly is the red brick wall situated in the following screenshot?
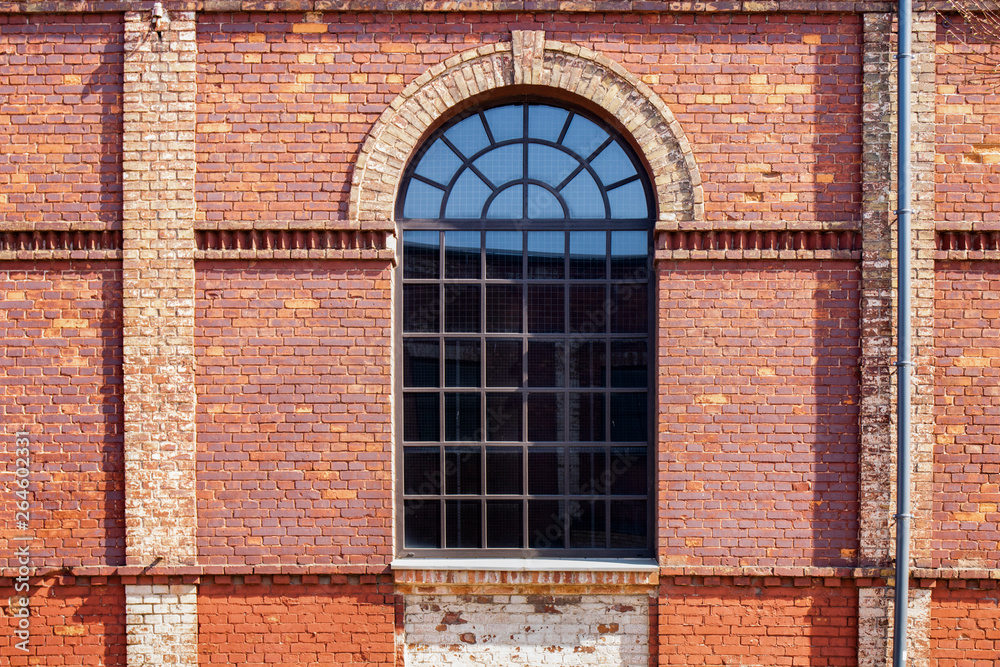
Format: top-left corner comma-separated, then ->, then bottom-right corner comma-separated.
658,579 -> 857,666
934,263 -> 1000,568
0,14 -> 123,226
658,261 -> 861,567
936,16 -> 1000,224
0,577 -> 126,665
195,261 -> 392,565
0,264 -> 124,569
195,12 -> 861,226
931,583 -> 1000,667
198,577 -> 396,666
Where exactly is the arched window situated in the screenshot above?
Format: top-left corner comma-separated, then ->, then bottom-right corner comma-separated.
398,100 -> 653,557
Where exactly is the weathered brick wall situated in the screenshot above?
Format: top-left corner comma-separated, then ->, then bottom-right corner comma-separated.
0,264 -> 124,569
0,577 -> 126,665
933,263 -> 1000,568
198,577 -> 396,665
930,583 -> 1000,667
658,261 -> 861,567
658,578 -> 858,666
196,12 -> 861,228
0,14 -> 123,226
195,261 -> 392,565
936,15 -> 1000,226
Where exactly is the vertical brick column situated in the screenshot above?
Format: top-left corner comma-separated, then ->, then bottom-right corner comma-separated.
857,14 -> 895,667
122,9 -> 198,667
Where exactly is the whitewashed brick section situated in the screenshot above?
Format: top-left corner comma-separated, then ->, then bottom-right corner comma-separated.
126,584 -> 198,667
404,594 -> 648,666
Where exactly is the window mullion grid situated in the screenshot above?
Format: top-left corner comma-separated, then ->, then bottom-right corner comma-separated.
480,233 -> 487,548
521,233 -> 529,550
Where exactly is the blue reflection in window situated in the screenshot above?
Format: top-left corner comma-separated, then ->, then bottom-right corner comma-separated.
528,105 -> 569,141
528,231 -> 564,260
561,171 -> 605,218
403,180 -> 445,218
608,180 -> 648,219
527,144 -> 578,187
590,142 -> 637,185
487,185 -> 524,219
415,140 -> 464,185
561,115 -> 609,159
445,170 -> 492,218
526,185 -> 563,219
484,105 -> 523,142
474,144 -> 523,186
570,231 -> 606,261
486,231 -> 522,252
611,231 -> 647,258
446,114 -> 490,158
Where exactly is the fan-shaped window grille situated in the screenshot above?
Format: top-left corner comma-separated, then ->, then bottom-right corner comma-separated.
397,101 -> 653,558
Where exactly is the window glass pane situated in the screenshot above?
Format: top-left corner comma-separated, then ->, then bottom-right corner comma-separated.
611,283 -> 647,334
485,231 -> 522,279
444,284 -> 480,333
569,284 -> 606,334
404,499 -> 440,548
562,170 -> 605,219
444,231 -> 480,279
486,185 -> 523,220
609,500 -> 646,549
404,446 -> 441,495
444,339 -> 480,387
445,114 -> 490,158
527,231 -> 564,278
608,180 -> 648,219
445,447 -> 481,495
568,447 -> 606,495
486,340 -> 522,387
528,393 -> 564,441
526,184 -> 564,220
610,340 -> 647,388
487,500 -> 523,548
570,231 -> 606,279
561,115 -> 609,158
527,285 -> 564,333
486,285 -> 522,333
610,447 -> 647,495
445,393 -> 480,442
486,393 -> 522,442
568,499 -> 606,549
610,392 -> 647,442
569,393 -> 605,442
486,447 -> 523,494
445,170 -> 491,219
527,340 -> 565,388
474,144 -> 523,186
528,448 -> 563,494
484,104 -> 524,142
527,105 -> 569,141
403,230 -> 439,278
569,340 -> 606,388
404,393 -> 439,442
529,499 -> 565,549
590,141 -> 637,184
403,339 -> 439,387
527,144 -> 578,187
611,231 -> 648,279
446,500 -> 482,548
402,180 -> 444,219
404,284 -> 439,333
414,139 -> 464,185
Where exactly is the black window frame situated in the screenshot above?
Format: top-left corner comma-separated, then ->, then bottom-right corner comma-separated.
395,98 -> 656,559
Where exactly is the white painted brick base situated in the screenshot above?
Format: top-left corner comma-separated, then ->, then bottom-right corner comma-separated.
126,584 -> 198,667
404,594 -> 648,666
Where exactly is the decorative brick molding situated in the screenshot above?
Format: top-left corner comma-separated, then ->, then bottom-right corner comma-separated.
195,228 -> 393,261
654,229 -> 861,261
121,10 -> 198,570
348,30 -> 703,232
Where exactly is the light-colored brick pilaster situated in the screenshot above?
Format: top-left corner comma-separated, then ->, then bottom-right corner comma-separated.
121,10 -> 198,570
126,584 -> 198,667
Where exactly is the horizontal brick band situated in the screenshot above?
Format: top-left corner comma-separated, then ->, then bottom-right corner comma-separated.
657,229 -> 861,252
196,228 -> 389,252
0,230 -> 122,252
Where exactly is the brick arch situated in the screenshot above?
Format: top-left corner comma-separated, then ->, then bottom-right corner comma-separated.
348,31 -> 703,232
